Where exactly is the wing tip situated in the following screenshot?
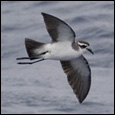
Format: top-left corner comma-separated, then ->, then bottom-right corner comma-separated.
41,12 -> 50,17
78,97 -> 86,104
41,12 -> 45,16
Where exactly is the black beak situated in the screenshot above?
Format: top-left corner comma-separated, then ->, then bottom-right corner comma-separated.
87,48 -> 94,55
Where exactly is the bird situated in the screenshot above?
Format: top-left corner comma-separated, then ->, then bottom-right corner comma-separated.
17,12 -> 94,103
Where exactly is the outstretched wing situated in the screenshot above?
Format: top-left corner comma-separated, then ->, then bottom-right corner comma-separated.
42,12 -> 76,42
60,55 -> 91,103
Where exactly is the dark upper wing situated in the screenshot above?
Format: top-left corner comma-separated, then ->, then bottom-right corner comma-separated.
60,55 -> 91,103
42,12 -> 76,42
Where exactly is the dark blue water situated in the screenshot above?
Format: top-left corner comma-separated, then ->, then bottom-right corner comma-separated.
1,1 -> 114,114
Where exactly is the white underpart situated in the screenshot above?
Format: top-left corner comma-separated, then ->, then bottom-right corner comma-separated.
43,42 -> 86,61
34,45 -> 46,55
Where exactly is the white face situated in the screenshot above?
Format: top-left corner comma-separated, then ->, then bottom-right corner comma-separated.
79,46 -> 87,54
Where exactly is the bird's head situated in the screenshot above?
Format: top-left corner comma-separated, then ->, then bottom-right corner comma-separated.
78,41 -> 94,55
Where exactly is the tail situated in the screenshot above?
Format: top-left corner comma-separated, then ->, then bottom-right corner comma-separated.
25,38 -> 47,60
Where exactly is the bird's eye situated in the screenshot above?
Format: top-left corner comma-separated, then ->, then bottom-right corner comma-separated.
80,45 -> 87,48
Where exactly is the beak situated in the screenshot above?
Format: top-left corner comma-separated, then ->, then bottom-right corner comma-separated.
87,48 -> 94,55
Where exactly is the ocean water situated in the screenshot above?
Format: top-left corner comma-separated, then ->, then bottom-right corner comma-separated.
1,1 -> 114,114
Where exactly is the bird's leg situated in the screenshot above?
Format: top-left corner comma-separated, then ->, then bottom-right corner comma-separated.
17,58 -> 44,65
16,57 -> 36,60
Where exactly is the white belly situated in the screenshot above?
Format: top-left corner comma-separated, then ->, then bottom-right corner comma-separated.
44,42 -> 82,61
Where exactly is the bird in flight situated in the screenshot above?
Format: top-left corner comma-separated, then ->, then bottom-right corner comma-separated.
17,12 -> 94,103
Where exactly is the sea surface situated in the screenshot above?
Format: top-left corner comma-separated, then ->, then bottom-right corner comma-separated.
1,1 -> 114,114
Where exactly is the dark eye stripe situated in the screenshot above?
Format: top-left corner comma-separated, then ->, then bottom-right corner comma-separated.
80,45 -> 87,48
